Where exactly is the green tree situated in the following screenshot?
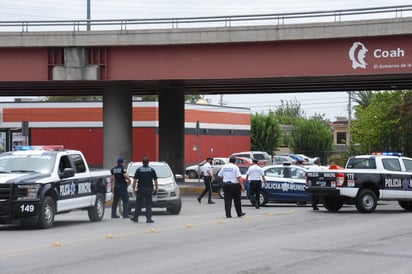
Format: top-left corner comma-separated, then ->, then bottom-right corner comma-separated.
352,91 -> 374,109
250,111 -> 281,156
274,99 -> 305,147
400,91 -> 412,156
289,115 -> 333,163
351,91 -> 403,154
274,99 -> 304,124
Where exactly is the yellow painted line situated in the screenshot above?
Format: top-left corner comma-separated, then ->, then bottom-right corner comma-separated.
0,210 -> 297,258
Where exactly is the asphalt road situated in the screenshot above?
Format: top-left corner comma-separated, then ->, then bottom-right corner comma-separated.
1,197 -> 412,274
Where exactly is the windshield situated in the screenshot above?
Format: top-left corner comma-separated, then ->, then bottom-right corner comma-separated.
128,164 -> 173,178
0,154 -> 56,174
346,158 -> 376,169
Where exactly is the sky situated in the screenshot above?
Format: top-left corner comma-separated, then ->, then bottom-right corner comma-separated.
1,0 -> 411,120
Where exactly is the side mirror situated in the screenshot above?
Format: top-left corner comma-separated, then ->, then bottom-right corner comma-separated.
60,168 -> 75,179
175,174 -> 184,182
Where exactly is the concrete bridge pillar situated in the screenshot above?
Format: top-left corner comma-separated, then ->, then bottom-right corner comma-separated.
159,92 -> 185,178
102,84 -> 132,169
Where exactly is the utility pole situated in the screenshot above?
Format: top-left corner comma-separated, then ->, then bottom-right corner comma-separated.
347,91 -> 352,148
87,0 -> 91,31
196,121 -> 201,183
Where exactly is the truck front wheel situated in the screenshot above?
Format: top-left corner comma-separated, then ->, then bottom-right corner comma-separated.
356,189 -> 377,213
37,196 -> 56,229
88,193 -> 105,222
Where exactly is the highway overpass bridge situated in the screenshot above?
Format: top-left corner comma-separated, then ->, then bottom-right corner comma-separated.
0,5 -> 412,173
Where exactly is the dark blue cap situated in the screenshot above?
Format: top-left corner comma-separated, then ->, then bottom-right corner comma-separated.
117,157 -> 125,163
252,159 -> 259,163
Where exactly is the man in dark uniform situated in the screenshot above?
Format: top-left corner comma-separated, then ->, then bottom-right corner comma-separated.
131,157 -> 158,223
311,158 -> 321,210
111,157 -> 131,218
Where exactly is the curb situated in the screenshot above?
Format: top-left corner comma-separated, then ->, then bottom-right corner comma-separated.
178,184 -> 204,196
106,183 -> 215,206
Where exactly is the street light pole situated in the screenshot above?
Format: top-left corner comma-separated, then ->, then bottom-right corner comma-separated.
347,91 -> 352,148
87,0 -> 91,31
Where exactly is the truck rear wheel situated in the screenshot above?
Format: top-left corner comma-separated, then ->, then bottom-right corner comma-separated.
398,201 -> 412,211
356,189 -> 377,213
323,197 -> 343,212
88,193 -> 105,222
37,196 -> 56,229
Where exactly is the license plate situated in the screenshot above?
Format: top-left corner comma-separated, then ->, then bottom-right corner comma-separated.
317,181 -> 326,187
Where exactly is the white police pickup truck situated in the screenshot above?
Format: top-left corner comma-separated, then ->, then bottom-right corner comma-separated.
0,145 -> 112,228
306,153 -> 412,213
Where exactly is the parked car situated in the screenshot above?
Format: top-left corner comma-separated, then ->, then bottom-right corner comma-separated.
296,154 -> 320,165
239,163 -> 313,206
273,155 -> 297,165
212,164 -> 249,199
123,161 -> 183,215
230,151 -> 271,166
233,156 -> 254,174
278,154 -> 308,164
185,157 -> 228,179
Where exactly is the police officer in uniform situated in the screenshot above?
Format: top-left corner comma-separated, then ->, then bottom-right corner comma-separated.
245,159 -> 267,209
111,157 -> 131,218
131,157 -> 158,223
197,157 -> 215,204
311,158 -> 321,210
218,156 -> 246,218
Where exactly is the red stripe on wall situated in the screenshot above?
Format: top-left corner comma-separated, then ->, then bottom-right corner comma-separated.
185,109 -> 250,125
132,107 -> 158,121
3,106 -> 250,125
3,108 -> 103,122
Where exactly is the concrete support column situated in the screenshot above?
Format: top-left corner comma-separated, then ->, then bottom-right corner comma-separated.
103,85 -> 132,169
159,92 -> 185,179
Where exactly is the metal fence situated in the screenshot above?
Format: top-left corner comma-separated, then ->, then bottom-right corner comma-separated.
1,5 -> 412,32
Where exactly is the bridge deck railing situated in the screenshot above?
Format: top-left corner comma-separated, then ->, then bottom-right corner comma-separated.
1,5 -> 412,32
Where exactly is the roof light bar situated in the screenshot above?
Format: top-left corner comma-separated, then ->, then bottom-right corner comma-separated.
371,152 -> 403,156
15,145 -> 64,151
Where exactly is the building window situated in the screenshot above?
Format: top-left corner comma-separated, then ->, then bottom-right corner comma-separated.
337,132 -> 346,144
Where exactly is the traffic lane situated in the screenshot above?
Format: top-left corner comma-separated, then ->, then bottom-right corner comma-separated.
1,199 -> 412,274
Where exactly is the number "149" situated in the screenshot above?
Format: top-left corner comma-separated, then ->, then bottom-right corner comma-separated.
20,204 -> 35,212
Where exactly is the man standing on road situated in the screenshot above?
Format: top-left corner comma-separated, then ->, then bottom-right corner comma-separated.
131,157 -> 158,223
245,159 -> 267,209
197,157 -> 215,204
111,157 -> 131,219
311,158 -> 322,211
218,156 -> 246,218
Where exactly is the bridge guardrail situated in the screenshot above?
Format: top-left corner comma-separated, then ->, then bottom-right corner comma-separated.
1,5 -> 412,32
